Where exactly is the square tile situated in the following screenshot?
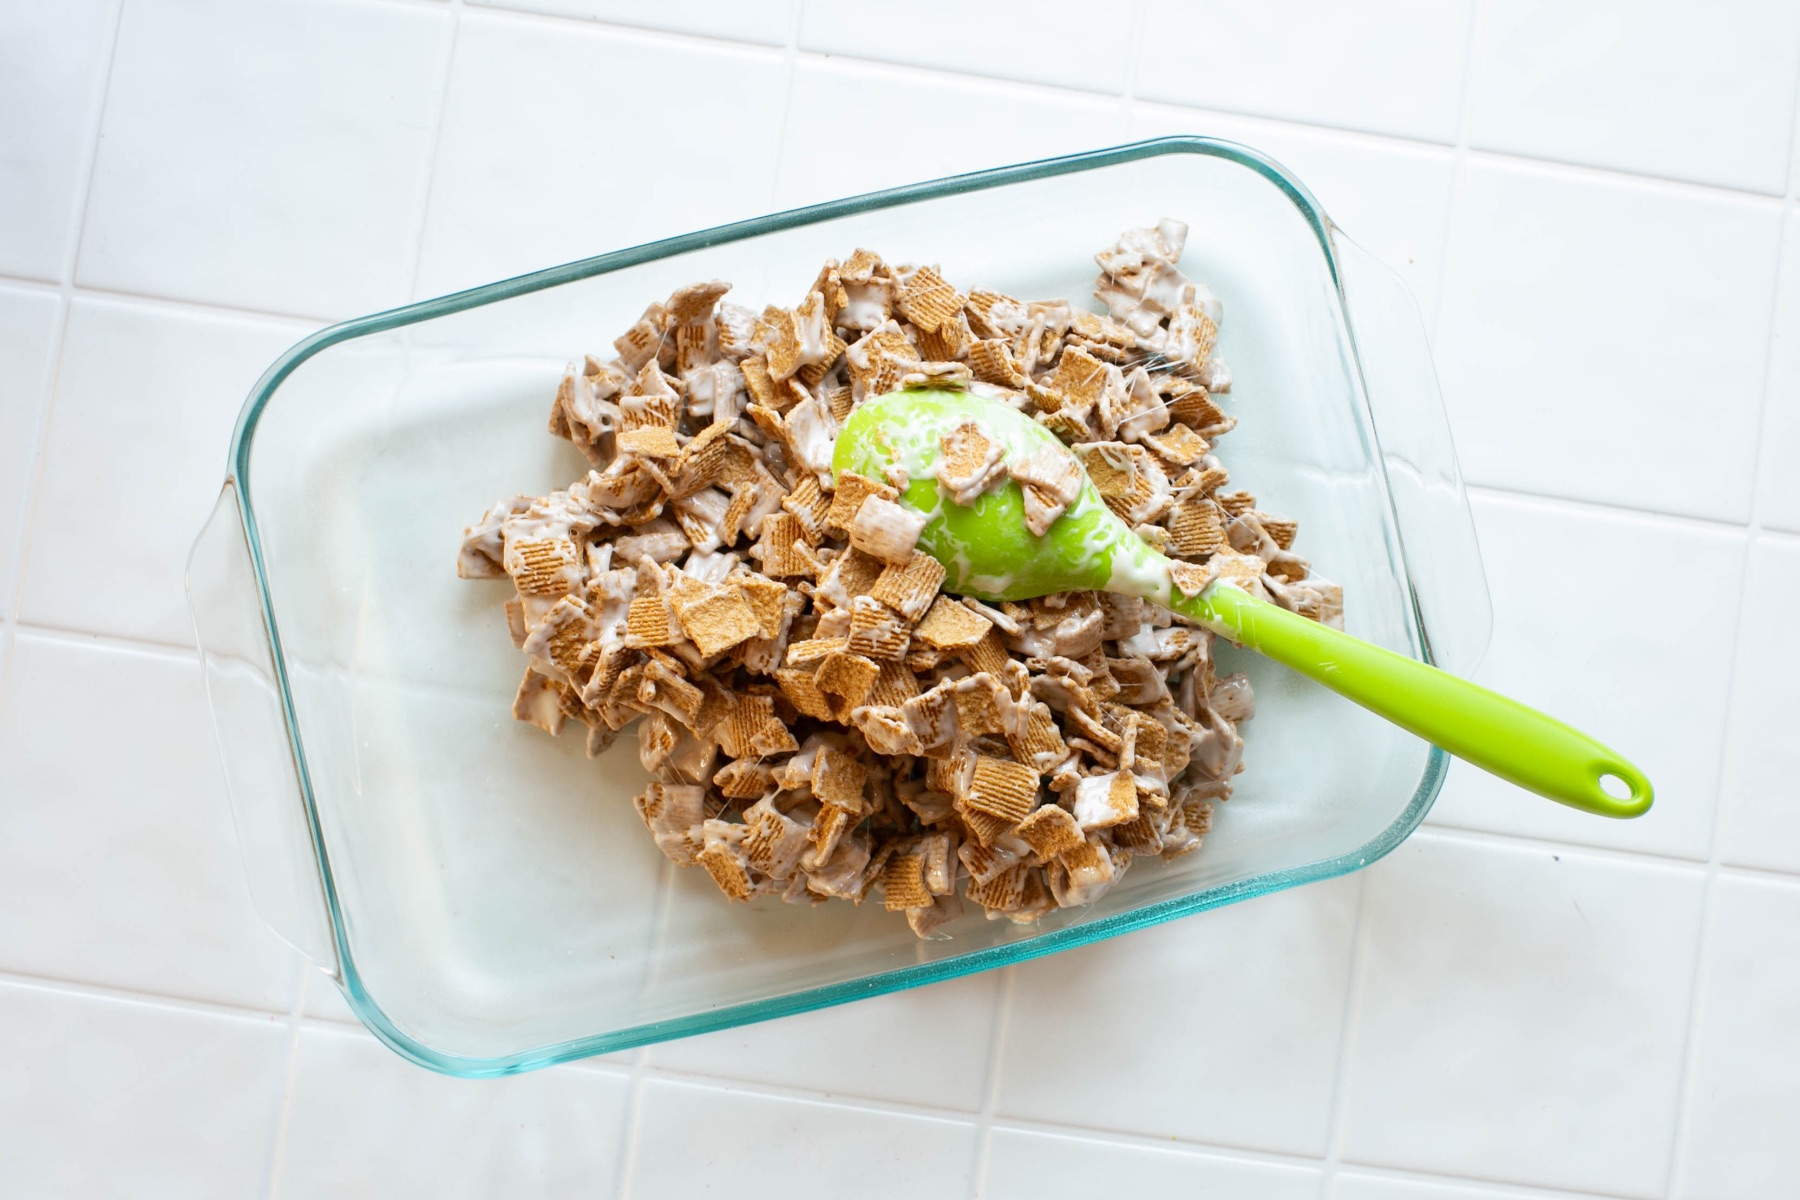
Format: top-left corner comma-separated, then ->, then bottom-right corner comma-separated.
0,286 -> 60,605
1717,537 -> 1800,873
799,0 -> 1132,94
0,634 -> 300,1012
471,0 -> 793,45
1676,875 -> 1800,1199
650,970 -> 999,1111
0,1 -> 116,281
1340,835 -> 1705,1196
628,1078 -> 977,1198
1135,0 -> 1474,144
77,0 -> 451,319
1754,212 -> 1800,534
995,875 -> 1361,1157
985,1129 -> 1320,1198
1129,104 -> 1456,317
274,1024 -> 631,1198
1466,0 -> 1800,194
1424,493 -> 1744,859
17,298 -> 308,647
773,60 -> 1121,211
414,13 -> 789,299
1435,159 -> 1781,522
0,981 -> 287,1200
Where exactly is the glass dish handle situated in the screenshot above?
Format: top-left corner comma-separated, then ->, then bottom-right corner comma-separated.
187,483 -> 339,974
1332,232 -> 1494,676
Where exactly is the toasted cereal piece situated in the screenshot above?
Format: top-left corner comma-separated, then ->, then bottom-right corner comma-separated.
1144,423 -> 1209,467
1168,559 -> 1215,599
870,552 -> 947,622
1007,447 -> 1085,537
774,665 -> 836,720
966,338 -> 1026,388
825,471 -> 897,534
1209,550 -> 1267,593
966,863 -> 1034,912
718,694 -> 799,759
913,595 -> 991,650
781,473 -> 833,540
811,745 -> 869,811
1050,835 -> 1119,906
963,756 -> 1038,824
806,802 -> 858,861
959,629 -> 1011,677
919,832 -> 957,895
714,758 -> 775,799
507,537 -> 581,598
513,668 -> 567,735
636,781 -> 707,864
869,659 -> 921,709
617,426 -> 682,458
1111,810 -> 1163,854
698,829 -> 756,901
637,655 -> 703,726
1048,346 -> 1110,414
1167,498 -> 1227,558
1168,387 -> 1235,437
815,651 -> 881,711
744,798 -> 811,877
670,582 -> 759,658
1253,511 -> 1298,550
882,852 -> 932,911
848,496 -> 927,565
734,575 -> 789,640
914,312 -> 971,362
893,265 -> 964,333
752,513 -> 821,578
1215,489 -> 1256,518
1073,771 -> 1138,829
936,421 -> 1008,506
847,594 -> 912,661
1016,804 -> 1083,860
960,807 -> 1016,849
1006,702 -> 1068,772
786,635 -> 848,666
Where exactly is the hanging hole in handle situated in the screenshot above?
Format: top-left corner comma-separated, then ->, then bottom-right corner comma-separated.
1598,773 -> 1631,801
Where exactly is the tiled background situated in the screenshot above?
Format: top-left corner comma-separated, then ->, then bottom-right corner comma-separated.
2,0 -> 1797,1196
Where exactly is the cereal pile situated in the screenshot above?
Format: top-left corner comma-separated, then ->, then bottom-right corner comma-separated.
458,220 -> 1341,937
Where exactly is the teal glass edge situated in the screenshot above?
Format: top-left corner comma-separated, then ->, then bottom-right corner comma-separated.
223,135 -> 1449,1077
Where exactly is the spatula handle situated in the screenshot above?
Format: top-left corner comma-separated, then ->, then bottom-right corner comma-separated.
1181,584 -> 1652,819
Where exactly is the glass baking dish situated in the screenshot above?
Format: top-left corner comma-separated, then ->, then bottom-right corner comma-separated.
187,138 -> 1490,1076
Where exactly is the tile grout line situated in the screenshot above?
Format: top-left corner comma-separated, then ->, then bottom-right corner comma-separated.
400,0 -> 466,305
964,964 -> 1018,1198
1462,482 -> 1759,537
1426,0 -> 1481,346
256,975 -> 311,1200
608,857 -> 678,1200
1,0 -> 126,636
1111,0 -> 1149,142
1322,11 -> 1481,1187
1317,871 -> 1375,1194
1660,77 -> 1800,1195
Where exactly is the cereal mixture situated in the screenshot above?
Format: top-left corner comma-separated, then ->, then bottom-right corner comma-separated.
458,220 -> 1342,937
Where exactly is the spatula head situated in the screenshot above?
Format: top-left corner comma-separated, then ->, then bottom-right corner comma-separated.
831,387 -> 1167,602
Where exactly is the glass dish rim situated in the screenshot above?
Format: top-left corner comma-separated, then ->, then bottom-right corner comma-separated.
224,135 -> 1449,1077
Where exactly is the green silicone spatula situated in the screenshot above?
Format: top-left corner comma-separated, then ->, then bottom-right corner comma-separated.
834,386 -> 1652,819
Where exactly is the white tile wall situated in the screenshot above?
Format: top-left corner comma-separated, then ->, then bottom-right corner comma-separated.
1423,493 -> 1744,860
1434,158 -> 1781,524
1339,836 -> 1705,1197
0,980 -> 288,1200
4,2 -> 1797,1197
274,1025 -> 633,1198
1716,536 -> 1800,874
77,0 -> 452,320
1673,875 -> 1800,1198
1465,0 -> 1800,195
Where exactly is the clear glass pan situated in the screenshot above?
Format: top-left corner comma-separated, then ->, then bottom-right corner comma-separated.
188,138 -> 1490,1076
